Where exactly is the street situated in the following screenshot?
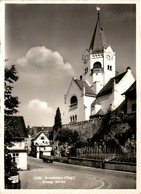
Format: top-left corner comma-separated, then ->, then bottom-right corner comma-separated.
19,156 -> 136,189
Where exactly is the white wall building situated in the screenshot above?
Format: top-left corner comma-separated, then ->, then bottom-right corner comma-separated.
31,131 -> 52,158
62,8 -> 135,124
63,78 -> 96,124
7,116 -> 28,170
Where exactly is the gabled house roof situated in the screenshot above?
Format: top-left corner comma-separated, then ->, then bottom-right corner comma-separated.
32,131 -> 49,142
97,71 -> 126,97
74,79 -> 96,97
5,116 -> 28,139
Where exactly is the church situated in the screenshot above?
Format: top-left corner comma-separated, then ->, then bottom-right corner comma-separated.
62,8 -> 135,125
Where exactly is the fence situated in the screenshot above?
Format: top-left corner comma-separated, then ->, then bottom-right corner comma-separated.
76,143 -> 136,163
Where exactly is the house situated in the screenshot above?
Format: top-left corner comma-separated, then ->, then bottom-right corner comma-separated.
31,130 -> 53,158
62,8 -> 135,124
6,116 -> 28,170
26,126 -> 53,153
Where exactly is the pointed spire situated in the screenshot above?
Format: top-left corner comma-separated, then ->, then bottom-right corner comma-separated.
89,7 -> 108,53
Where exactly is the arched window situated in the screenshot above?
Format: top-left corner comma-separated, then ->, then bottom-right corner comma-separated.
70,96 -> 78,109
93,62 -> 102,69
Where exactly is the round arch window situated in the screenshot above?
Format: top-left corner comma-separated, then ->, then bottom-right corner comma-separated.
93,62 -> 102,69
70,96 -> 78,108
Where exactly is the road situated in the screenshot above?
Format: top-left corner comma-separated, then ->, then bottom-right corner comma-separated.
19,156 -> 136,189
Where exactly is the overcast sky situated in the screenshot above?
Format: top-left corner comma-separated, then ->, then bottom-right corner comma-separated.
5,3 -> 136,127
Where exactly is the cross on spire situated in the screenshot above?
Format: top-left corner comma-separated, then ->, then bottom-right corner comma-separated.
96,6 -> 100,11
96,6 -> 100,17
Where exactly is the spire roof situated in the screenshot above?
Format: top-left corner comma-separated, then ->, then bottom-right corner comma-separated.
89,8 -> 108,53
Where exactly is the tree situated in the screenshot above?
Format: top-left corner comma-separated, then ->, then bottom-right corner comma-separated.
91,111 -> 135,154
5,65 -> 19,116
55,128 -> 72,144
4,64 -> 20,188
71,130 -> 80,146
53,107 -> 62,131
5,65 -> 20,144
55,128 -> 80,146
55,128 -> 81,157
52,107 -> 62,142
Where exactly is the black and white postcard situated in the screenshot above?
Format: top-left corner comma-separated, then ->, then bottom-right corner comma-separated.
0,1 -> 140,194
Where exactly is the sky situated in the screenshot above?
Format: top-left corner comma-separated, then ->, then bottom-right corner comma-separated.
5,3 -> 136,127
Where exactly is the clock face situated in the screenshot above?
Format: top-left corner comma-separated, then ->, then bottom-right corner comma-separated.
106,52 -> 113,61
82,49 -> 90,64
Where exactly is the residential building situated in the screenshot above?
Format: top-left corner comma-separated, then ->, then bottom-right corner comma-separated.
31,130 -> 53,158
6,116 -> 28,170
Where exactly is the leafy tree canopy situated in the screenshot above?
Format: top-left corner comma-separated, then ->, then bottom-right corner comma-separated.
55,128 -> 80,145
5,65 -> 20,116
4,65 -> 20,142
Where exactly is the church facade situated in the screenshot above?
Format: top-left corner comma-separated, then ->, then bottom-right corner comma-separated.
62,9 -> 135,124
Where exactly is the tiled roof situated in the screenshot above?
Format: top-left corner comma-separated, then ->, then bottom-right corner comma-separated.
74,79 -> 96,97
5,116 -> 28,138
33,126 -> 53,133
97,72 -> 126,97
89,12 -> 108,52
28,126 -> 53,136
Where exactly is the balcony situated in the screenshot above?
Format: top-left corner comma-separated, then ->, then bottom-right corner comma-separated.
93,67 -> 104,72
69,103 -> 78,110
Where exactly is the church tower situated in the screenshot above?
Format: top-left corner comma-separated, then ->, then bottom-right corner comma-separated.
82,7 -> 116,94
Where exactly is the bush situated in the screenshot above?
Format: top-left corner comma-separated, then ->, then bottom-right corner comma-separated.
111,153 -> 136,163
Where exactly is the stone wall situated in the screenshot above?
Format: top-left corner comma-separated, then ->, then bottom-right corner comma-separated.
62,113 -> 136,144
62,118 -> 102,141
53,156 -> 136,172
